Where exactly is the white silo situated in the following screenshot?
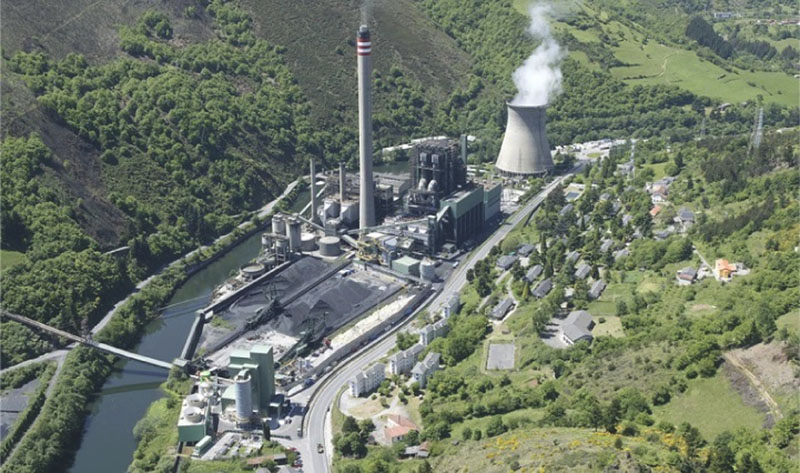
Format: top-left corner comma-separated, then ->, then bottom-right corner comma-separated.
234,372 -> 252,422
272,215 -> 286,235
286,217 -> 302,252
420,259 -> 436,281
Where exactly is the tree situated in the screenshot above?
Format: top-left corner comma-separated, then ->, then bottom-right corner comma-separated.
462,427 -> 472,440
342,415 -> 359,434
485,416 -> 506,437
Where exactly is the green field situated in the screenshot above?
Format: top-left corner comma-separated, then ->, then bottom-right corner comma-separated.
592,315 -> 624,338
654,372 -> 765,440
0,250 -> 26,274
776,310 -> 800,336
514,0 -> 798,107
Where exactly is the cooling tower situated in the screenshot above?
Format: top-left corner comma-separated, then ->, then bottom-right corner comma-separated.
495,103 -> 553,176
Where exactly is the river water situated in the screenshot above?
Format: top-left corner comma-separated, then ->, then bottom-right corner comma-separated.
67,232 -> 263,473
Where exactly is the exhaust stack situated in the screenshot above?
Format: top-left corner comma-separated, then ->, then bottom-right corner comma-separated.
357,25 -> 375,228
309,158 -> 318,224
339,162 -> 346,204
495,103 -> 554,176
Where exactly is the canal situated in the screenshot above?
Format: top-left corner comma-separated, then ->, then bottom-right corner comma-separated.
67,231 -> 263,473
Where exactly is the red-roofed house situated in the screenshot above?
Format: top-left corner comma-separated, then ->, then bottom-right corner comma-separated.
383,415 -> 418,444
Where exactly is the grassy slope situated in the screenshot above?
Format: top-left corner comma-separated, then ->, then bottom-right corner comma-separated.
0,250 -> 26,274
241,0 -> 472,128
513,0 -> 798,107
654,372 -> 765,440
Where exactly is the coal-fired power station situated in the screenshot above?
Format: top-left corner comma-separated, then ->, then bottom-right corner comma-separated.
357,25 -> 376,228
495,103 -> 554,177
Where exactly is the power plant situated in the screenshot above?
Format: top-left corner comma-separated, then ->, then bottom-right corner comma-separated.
495,103 -> 554,177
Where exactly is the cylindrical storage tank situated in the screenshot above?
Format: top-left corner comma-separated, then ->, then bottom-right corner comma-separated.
241,263 -> 266,281
495,103 -> 554,176
262,256 -> 277,270
287,218 -> 302,252
274,238 -> 287,253
186,393 -> 206,408
272,215 -> 285,235
261,232 -> 270,248
199,381 -> 214,398
323,198 -> 340,220
183,406 -> 204,423
234,373 -> 252,422
318,236 -> 342,257
301,232 -> 317,252
420,259 -> 436,281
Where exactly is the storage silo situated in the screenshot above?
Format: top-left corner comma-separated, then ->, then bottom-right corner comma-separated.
272,215 -> 285,235
286,218 -> 302,252
318,236 -> 342,257
495,103 -> 554,176
234,372 -> 252,422
420,259 -> 436,281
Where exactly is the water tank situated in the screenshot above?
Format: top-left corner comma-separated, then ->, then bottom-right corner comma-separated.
495,103 -> 554,176
287,218 -> 302,252
234,373 -> 252,422
261,233 -> 270,248
241,263 -> 266,281
318,236 -> 342,257
420,259 -> 436,281
301,232 -> 317,252
272,215 -> 285,235
183,406 -> 204,423
186,393 -> 206,408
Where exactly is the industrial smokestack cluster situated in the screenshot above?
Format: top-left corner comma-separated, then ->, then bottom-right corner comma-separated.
495,103 -> 554,176
357,25 -> 375,229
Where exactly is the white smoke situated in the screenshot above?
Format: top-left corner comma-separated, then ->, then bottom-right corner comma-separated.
511,3 -> 565,106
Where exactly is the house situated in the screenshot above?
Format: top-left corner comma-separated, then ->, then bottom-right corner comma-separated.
600,239 -> 614,253
579,214 -> 592,228
675,208 -> 694,231
714,259 -> 737,281
388,343 -> 424,376
599,192 -> 611,201
676,267 -> 697,285
442,293 -> 460,318
384,415 -> 419,444
491,298 -> 515,320
402,442 -> 430,459
561,310 -> 595,345
559,203 -> 574,216
420,319 -> 448,346
589,280 -> 607,299
566,250 -> 580,263
613,248 -> 630,261
649,205 -> 662,217
654,229 -> 674,240
621,214 -> 633,227
651,188 -> 668,204
574,263 -> 591,280
533,279 -> 553,298
525,264 -> 543,283
517,243 -> 535,257
496,254 -> 518,271
349,363 -> 385,397
617,161 -> 635,176
611,201 -> 623,215
411,352 -> 440,388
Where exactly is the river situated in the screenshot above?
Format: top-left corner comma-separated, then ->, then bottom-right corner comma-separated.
67,231 -> 263,473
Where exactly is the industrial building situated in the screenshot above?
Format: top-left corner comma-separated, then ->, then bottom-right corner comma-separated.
221,345 -> 275,420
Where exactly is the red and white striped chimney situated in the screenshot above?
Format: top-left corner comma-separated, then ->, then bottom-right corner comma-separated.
357,25 -> 375,229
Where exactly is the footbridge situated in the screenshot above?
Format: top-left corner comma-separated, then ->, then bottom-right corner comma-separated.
1,310 -> 173,370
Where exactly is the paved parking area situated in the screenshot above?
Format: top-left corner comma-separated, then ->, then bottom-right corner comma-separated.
486,343 -> 515,370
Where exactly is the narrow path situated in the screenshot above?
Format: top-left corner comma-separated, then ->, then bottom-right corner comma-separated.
0,349 -> 68,376
723,352 -> 783,421
5,351 -> 67,463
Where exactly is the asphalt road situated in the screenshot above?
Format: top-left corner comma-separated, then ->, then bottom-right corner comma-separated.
302,170 -> 575,473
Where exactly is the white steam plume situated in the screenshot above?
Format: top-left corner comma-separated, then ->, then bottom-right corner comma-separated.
360,0 -> 373,25
511,3 -> 565,106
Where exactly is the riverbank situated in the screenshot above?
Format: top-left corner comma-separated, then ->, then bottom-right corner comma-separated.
1,180 -> 302,473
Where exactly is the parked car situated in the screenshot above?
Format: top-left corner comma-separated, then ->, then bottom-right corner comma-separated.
317,443 -> 324,454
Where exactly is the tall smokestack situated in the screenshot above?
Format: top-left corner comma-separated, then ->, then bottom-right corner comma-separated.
357,24 -> 375,229
309,158 -> 318,224
339,162 -> 346,204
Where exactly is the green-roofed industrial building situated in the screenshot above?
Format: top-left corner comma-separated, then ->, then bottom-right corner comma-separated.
221,345 -> 275,416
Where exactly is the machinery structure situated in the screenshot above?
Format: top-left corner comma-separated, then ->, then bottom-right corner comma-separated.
495,103 -> 554,176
